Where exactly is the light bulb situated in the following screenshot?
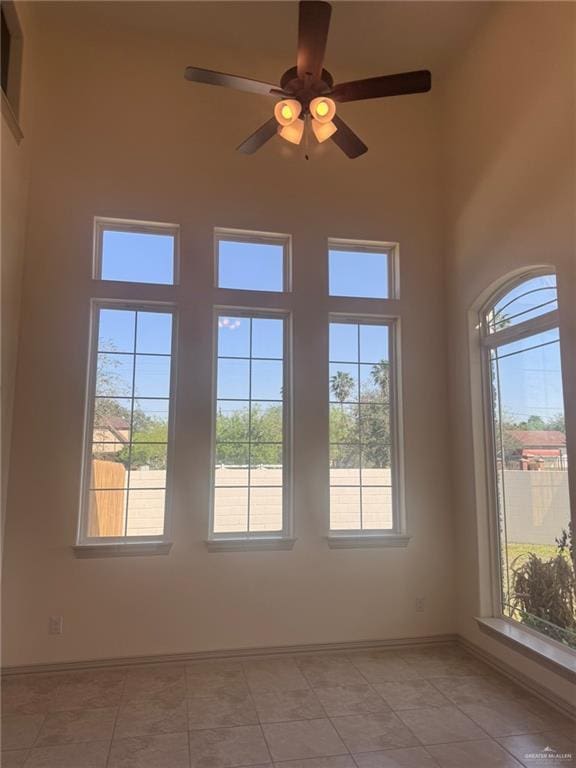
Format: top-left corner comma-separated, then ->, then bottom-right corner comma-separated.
312,119 -> 337,143
274,99 -> 302,126
279,118 -> 305,145
310,96 -> 336,123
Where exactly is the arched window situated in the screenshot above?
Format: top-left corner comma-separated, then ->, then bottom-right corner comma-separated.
480,270 -> 574,648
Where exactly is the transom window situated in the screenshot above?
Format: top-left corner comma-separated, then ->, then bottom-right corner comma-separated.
485,273 -> 558,334
94,218 -> 178,285
481,270 -> 574,648
328,240 -> 397,299
215,229 -> 290,292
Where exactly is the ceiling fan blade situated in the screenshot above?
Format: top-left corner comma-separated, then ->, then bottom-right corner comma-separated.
237,118 -> 279,155
331,115 -> 367,159
297,1 -> 332,81
185,66 -> 278,97
331,70 -> 431,103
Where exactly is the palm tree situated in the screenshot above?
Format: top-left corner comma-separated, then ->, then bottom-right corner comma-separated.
371,360 -> 390,400
330,371 -> 355,405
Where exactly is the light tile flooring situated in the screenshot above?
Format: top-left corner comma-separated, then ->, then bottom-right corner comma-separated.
1,644 -> 575,767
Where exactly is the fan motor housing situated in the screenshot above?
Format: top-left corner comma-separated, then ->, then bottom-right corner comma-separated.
280,66 -> 334,109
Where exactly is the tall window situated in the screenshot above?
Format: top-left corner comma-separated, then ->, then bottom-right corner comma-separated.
210,230 -> 292,545
212,312 -> 289,538
327,240 -> 403,542
329,321 -> 394,531
481,271 -> 574,648
78,220 -> 178,547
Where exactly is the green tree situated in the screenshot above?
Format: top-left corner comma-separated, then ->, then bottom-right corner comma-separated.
546,413 -> 565,432
118,424 -> 168,469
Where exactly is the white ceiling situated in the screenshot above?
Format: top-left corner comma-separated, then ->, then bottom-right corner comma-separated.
41,1 -> 494,83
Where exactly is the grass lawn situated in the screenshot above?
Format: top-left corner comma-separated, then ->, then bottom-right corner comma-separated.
506,541 -> 560,569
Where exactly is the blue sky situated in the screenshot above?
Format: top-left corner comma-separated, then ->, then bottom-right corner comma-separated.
101,231 -> 174,284
494,329 -> 565,424
97,234 -> 566,429
96,309 -> 172,421
490,276 -> 565,425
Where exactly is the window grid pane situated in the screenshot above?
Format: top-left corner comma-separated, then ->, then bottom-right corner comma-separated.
214,315 -> 285,534
486,274 -> 558,334
489,330 -> 572,646
329,321 -> 393,531
86,308 -> 173,539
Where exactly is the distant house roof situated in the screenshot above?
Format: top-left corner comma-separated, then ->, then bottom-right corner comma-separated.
96,415 -> 130,431
508,430 -> 566,448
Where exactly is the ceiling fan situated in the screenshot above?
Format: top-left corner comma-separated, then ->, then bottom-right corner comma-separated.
184,1 -> 431,159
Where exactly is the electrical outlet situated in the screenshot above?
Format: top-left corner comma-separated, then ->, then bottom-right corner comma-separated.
48,616 -> 63,635
415,597 -> 425,613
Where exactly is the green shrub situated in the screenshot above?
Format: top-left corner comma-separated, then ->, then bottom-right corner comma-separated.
510,528 -> 576,648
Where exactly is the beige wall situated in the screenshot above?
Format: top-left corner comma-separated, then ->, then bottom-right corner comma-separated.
1,1 -> 36,539
2,1 -> 573,710
441,2 -> 576,706
1,3 -> 455,667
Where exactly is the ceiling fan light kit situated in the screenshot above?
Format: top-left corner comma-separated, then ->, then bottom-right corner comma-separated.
274,99 -> 302,126
184,1 -> 432,159
279,118 -> 305,145
312,118 -> 337,143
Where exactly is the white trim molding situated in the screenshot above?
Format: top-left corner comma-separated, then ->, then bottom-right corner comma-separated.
1,634 -> 456,676
476,617 -> 576,683
73,542 -> 172,558
460,632 -> 576,720
205,537 -> 296,552
1,89 -> 23,143
327,533 -> 411,549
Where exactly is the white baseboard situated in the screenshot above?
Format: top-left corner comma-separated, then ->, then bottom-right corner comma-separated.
1,633 -> 456,676
4,632 -> 573,725
458,635 -> 576,721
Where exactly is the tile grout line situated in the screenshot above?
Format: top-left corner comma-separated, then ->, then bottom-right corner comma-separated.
244,657 -> 355,763
104,668 -> 127,768
425,673 -> 576,750
183,665 -> 192,768
325,651 -> 506,759
239,659 -> 275,766
8,650 -> 571,767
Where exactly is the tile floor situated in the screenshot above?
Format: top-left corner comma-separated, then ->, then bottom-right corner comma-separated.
1,644 -> 574,767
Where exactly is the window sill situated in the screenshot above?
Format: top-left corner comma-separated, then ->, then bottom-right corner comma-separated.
327,533 -> 411,549
2,91 -> 23,144
476,617 -> 576,682
72,542 -> 172,558
205,537 -> 296,552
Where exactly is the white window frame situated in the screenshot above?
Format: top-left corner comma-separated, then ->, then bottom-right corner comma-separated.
478,268 -> 574,641
208,307 -> 293,549
325,237 -> 406,548
1,0 -> 24,143
214,227 -> 292,293
327,238 -> 400,300
327,314 -> 406,546
75,299 -> 178,554
93,217 -> 180,285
